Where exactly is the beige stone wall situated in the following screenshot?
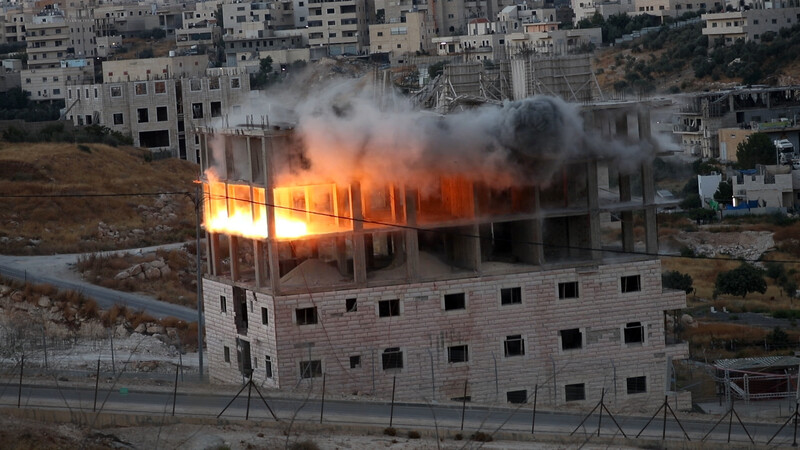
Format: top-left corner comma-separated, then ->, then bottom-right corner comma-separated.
204,257 -> 688,408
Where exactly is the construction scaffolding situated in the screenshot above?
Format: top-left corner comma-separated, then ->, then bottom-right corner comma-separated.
510,53 -> 602,103
412,61 -> 511,113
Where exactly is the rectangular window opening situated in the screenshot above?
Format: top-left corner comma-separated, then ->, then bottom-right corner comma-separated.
624,321 -> 644,344
261,307 -> 269,325
223,345 -> 230,362
621,275 -> 641,293
265,355 -> 273,378
627,376 -> 647,394
220,295 -> 227,313
444,293 -> 465,311
296,307 -> 318,325
349,355 -> 361,368
558,281 -> 579,299
506,389 -> 527,404
447,344 -> 469,363
504,334 -> 525,357
346,298 -> 357,312
300,360 -> 322,378
501,287 -> 521,305
378,299 -> 400,317
565,383 -> 585,401
561,328 -> 583,350
382,347 -> 403,370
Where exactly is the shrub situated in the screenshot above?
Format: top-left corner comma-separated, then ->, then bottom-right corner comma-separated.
408,431 -> 421,439
471,432 -> 493,442
288,441 -> 320,450
383,427 -> 397,436
662,271 -> 693,293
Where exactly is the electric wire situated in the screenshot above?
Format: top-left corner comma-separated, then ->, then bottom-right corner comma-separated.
3,189 -> 796,265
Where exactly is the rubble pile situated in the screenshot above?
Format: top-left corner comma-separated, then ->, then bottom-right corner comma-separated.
674,230 -> 774,260
114,257 -> 172,281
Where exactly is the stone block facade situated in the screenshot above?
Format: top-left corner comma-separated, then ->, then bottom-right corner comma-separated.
204,256 -> 688,408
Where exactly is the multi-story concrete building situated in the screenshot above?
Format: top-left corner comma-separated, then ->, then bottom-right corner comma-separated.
503,21 -> 601,57
673,86 -> 800,159
732,164 -> 794,210
65,56 -> 251,162
702,7 -> 800,45
633,0 -> 711,18
197,99 -> 689,408
307,0 -> 371,55
573,0 -> 634,24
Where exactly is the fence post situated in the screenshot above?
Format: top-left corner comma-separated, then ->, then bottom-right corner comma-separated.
172,365 -> 179,416
531,384 -> 538,435
389,375 -> 396,428
460,379 -> 468,431
93,357 -> 100,412
320,372 -> 326,424
17,354 -> 24,408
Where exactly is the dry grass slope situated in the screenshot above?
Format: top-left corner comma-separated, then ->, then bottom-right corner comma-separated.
0,142 -> 199,254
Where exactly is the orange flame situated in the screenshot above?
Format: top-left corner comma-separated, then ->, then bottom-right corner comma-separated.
203,179 -> 310,239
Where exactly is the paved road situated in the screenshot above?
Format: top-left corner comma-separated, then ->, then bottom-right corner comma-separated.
0,246 -> 197,322
1,382 -> 797,445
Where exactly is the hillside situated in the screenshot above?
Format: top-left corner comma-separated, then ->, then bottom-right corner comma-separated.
0,143 -> 199,255
594,22 -> 800,95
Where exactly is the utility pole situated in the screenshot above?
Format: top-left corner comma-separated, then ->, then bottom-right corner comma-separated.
190,182 -> 205,379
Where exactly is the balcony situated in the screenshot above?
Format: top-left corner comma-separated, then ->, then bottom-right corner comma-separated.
673,124 -> 701,133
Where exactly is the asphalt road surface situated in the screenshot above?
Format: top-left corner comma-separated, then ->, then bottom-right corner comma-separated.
0,247 -> 197,322
1,382 -> 798,446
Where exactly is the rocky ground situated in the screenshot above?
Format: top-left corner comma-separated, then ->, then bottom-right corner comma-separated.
0,280 -> 197,377
673,230 -> 775,260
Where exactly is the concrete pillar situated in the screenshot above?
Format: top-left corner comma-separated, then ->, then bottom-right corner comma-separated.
254,240 -> 269,288
229,235 -> 240,281
586,161 -> 602,260
454,224 -> 481,272
335,237 -> 349,276
404,187 -> 420,281
209,232 -> 221,276
351,181 -> 367,285
510,186 -> 543,265
263,135 -> 282,294
641,162 -> 659,254
619,174 -> 634,252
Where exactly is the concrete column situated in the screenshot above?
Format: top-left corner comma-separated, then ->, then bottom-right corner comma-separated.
455,224 -> 481,272
254,240 -> 269,288
404,187 -> 420,281
229,235 -> 240,281
264,135 -> 282,294
641,161 -> 658,254
619,174 -> 634,252
351,181 -> 367,285
208,232 -> 221,276
586,161 -> 602,260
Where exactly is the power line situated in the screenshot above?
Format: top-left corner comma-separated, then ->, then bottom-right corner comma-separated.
1,189 -> 797,265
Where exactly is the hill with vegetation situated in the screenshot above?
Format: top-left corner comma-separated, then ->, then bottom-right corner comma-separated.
594,19 -> 800,95
0,142 -> 199,255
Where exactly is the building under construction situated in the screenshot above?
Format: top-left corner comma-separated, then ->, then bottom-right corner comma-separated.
198,98 -> 689,408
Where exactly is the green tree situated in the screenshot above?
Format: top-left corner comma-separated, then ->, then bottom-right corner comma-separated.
765,262 -> 786,282
428,61 -> 446,79
250,56 -> 275,89
714,262 -> 767,298
713,180 -> 732,204
680,193 -> 701,209
766,326 -> 789,349
736,133 -> 776,169
662,271 -> 694,293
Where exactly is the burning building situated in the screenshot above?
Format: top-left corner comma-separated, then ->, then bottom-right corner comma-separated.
198,94 -> 689,408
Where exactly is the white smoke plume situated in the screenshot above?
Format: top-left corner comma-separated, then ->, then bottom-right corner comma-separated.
224,73 -> 657,190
